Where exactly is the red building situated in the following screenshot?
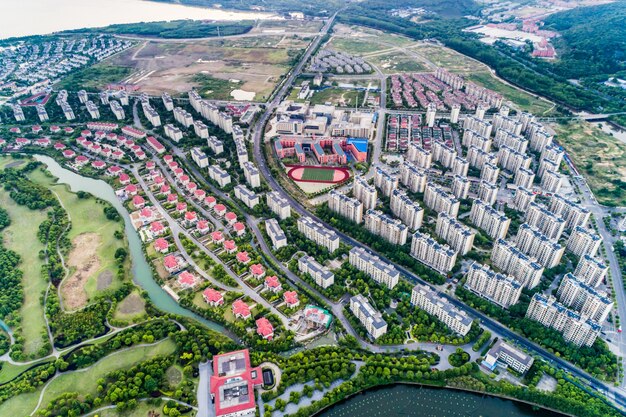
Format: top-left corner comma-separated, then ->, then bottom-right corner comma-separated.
209,349 -> 262,417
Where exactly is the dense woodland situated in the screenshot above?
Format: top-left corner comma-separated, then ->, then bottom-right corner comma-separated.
67,20 -> 254,39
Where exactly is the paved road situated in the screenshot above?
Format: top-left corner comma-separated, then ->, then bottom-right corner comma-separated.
197,361 -> 212,417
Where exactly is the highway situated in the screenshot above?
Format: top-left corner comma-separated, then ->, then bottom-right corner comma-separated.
248,11 -> 626,412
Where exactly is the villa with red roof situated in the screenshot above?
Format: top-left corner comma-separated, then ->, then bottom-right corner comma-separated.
174,168 -> 184,178
203,288 -> 224,307
164,254 -> 183,273
91,160 -> 106,170
194,189 -> 206,201
177,271 -> 197,288
211,231 -> 224,244
224,240 -> 237,254
32,125 -> 42,133
154,238 -> 170,253
236,251 -> 250,264
9,127 -> 21,134
154,176 -> 165,186
122,126 -> 146,139
250,264 -> 265,279
232,300 -> 251,319
150,221 -> 166,236
214,204 -> 227,217
209,349 -> 262,417
225,212 -> 237,225
53,142 -> 66,150
233,222 -> 246,236
34,138 -> 50,147
64,127 -> 74,134
62,149 -> 76,159
164,154 -> 173,163
197,220 -> 210,234
160,184 -> 171,195
176,202 -> 187,213
256,318 -> 274,340
147,136 -> 165,154
74,155 -> 89,167
284,291 -> 300,308
205,196 -> 217,208
146,161 -> 156,170
125,184 -> 138,195
264,276 -> 282,293
167,193 -> 178,203
119,173 -> 131,185
132,195 -> 146,209
81,130 -> 92,137
50,125 -> 61,133
107,165 -> 122,176
184,211 -> 198,225
186,182 -> 198,193
179,175 -> 190,185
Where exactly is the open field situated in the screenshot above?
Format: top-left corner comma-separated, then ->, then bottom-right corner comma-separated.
467,71 -> 556,115
328,37 -> 387,55
55,63 -> 133,92
29,169 -> 127,309
0,339 -> 176,417
109,36 -> 307,100
366,51 -> 427,74
332,24 -> 416,48
113,291 -> 147,323
409,43 -> 484,73
254,19 -> 324,33
308,88 -> 366,106
0,186 -> 49,358
551,120 -> 626,207
0,361 -> 49,384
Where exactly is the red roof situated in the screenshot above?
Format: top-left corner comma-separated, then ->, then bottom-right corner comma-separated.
125,184 -> 138,194
53,142 -> 66,149
154,238 -> 169,252
75,155 -> 89,163
232,300 -> 251,318
91,160 -> 106,169
167,193 -> 178,202
108,165 -> 122,174
186,182 -> 197,191
146,161 -> 156,170
233,222 -> 245,233
224,240 -> 237,252
225,212 -> 237,222
176,202 -> 187,212
205,196 -> 216,206
177,271 -> 196,287
180,175 -> 190,183
214,204 -> 226,214
150,221 -> 165,233
284,291 -> 299,306
184,211 -> 197,221
250,263 -> 265,277
119,173 -> 131,183
194,189 -> 206,199
256,317 -> 274,339
62,149 -> 76,158
197,220 -> 210,231
164,154 -> 173,162
140,207 -> 153,219
132,195 -> 145,206
203,288 -> 224,304
236,251 -> 250,263
211,231 -> 224,242
164,254 -> 179,269
210,349 -> 262,416
265,275 -> 281,289
160,184 -> 170,194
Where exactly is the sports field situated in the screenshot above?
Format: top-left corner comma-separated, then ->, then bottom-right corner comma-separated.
301,167 -> 336,182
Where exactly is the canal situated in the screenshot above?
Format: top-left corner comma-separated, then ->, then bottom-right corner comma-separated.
315,384 -> 567,417
33,155 -> 234,336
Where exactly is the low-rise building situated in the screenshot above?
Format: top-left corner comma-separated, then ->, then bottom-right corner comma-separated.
483,340 -> 534,375
265,218 -> 287,249
234,184 -> 259,209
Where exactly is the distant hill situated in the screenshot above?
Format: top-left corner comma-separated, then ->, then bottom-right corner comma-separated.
543,1 -> 626,79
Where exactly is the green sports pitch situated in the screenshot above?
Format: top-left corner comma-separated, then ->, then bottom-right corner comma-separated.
300,168 -> 335,181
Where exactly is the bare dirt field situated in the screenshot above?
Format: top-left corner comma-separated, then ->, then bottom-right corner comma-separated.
110,35 -> 309,100
61,233 -> 102,310
116,292 -> 146,316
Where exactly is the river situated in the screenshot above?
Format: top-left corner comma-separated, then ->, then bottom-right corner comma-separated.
0,0 -> 278,39
316,384 -> 568,417
32,155 -> 232,335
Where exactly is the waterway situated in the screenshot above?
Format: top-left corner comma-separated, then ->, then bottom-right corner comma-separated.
316,384 -> 567,417
0,0 -> 277,39
32,155 -> 232,335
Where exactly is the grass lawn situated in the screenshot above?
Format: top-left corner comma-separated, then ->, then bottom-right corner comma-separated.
112,290 -> 147,323
410,43 -> 482,73
91,400 -> 194,417
309,88 -> 366,106
301,168 -> 336,182
0,186 -> 49,358
193,74 -> 243,100
0,361 -> 50,384
467,71 -> 556,115
551,120 -> 626,206
0,155 -> 26,170
329,37 -> 385,55
0,339 -> 176,417
55,63 -> 133,92
367,52 -> 427,74
29,169 -> 128,308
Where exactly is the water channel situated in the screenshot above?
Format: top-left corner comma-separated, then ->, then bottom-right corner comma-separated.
315,384 -> 568,417
32,154 -> 232,335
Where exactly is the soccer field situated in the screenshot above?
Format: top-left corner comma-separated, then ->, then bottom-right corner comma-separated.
300,168 -> 336,182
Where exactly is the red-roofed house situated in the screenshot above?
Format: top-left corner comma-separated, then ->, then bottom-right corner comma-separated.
174,168 -> 184,179
9,127 -> 21,134
184,211 -> 198,225
32,125 -> 43,134
132,195 -> 146,209
284,291 -> 300,308
75,155 -> 89,167
177,271 -> 196,288
214,204 -> 227,217
203,288 -> 224,307
179,175 -> 190,186
167,193 -> 178,203
236,251 -> 250,264
209,349 -> 262,417
232,300 -> 251,319
154,176 -> 165,186
140,207 -> 156,222
264,276 -> 282,292
225,212 -> 237,226
91,160 -> 106,170
164,254 -> 183,273
53,141 -> 66,150
119,173 -> 131,185
146,161 -> 156,170
211,231 -> 224,244
107,165 -> 122,176
250,264 -> 265,279
224,240 -> 237,254
256,318 -> 274,340
50,125 -> 61,133
160,184 -> 171,195
164,154 -> 173,163
125,184 -> 138,196
154,238 -> 169,253
186,182 -> 197,193
194,189 -> 206,201
34,138 -> 50,147
233,222 -> 246,236
197,220 -> 210,234
204,196 -> 216,208
62,149 -> 76,159
176,202 -> 187,213
64,127 -> 74,134
150,221 -> 166,236
81,129 -> 92,137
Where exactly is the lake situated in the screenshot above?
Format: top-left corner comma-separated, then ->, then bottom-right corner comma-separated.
316,384 -> 568,417
0,0 -> 277,39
